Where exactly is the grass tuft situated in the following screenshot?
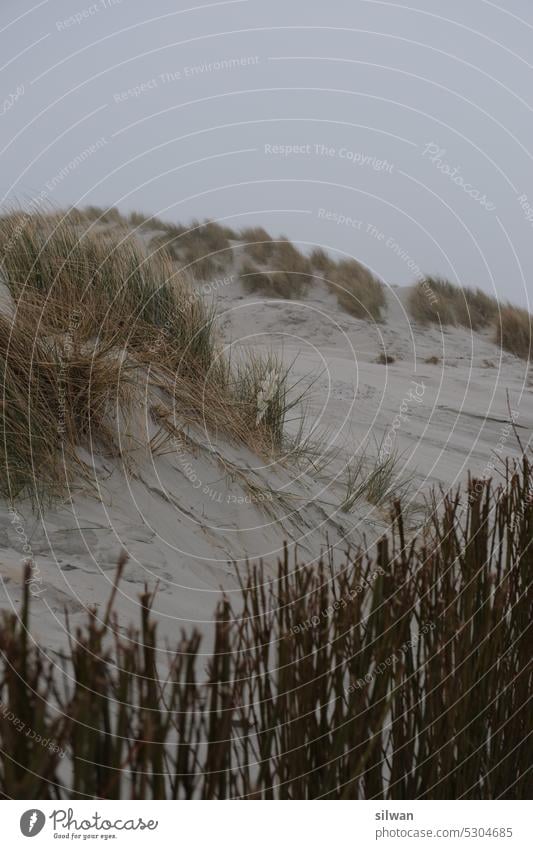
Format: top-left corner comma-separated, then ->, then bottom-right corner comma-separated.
340,441 -> 412,510
331,259 -> 386,320
495,303 -> 532,360
310,247 -> 335,273
239,237 -> 312,299
0,211 -> 307,499
408,276 -> 498,330
409,277 -> 532,360
239,226 -> 275,263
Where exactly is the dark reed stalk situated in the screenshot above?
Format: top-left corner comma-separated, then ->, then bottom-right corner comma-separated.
0,459 -> 531,799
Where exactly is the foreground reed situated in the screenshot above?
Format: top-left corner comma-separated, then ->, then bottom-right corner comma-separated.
0,459 -> 530,799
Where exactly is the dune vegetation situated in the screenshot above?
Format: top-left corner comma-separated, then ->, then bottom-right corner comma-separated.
239,233 -> 386,316
0,211 -> 299,500
62,207 -> 391,318
408,276 -> 532,360
0,207 -> 530,801
309,246 -> 335,274
329,259 -> 386,320
0,460 -> 530,798
495,303 -> 533,361
0,207 -> 412,510
51,209 -> 533,355
1,205 -> 529,508
238,226 -> 275,264
240,238 -> 312,299
148,219 -> 236,281
408,276 -> 499,330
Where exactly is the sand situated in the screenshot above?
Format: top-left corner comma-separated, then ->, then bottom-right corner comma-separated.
0,242 -> 531,652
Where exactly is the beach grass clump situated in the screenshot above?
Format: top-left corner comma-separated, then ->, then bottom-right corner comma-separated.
182,243 -> 219,281
310,247 -> 335,274
0,310 -> 132,500
81,205 -> 123,225
184,219 -> 233,255
127,210 -> 149,228
231,352 -> 298,452
408,277 -> 455,325
408,276 -> 498,330
409,276 -> 532,358
376,352 -> 395,365
128,210 -> 186,235
495,303 -> 532,360
240,238 -> 312,299
239,261 -> 278,296
273,238 -> 312,276
153,350 -> 303,459
340,440 -> 412,510
0,315 -> 62,499
149,219 -> 235,280
198,219 -> 237,246
0,210 -> 308,499
331,259 -> 386,320
240,226 -> 275,264
455,286 -> 498,329
0,211 -> 216,363
0,459 -> 530,798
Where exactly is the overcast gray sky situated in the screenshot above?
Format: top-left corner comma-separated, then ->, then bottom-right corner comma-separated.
1,0 -> 533,306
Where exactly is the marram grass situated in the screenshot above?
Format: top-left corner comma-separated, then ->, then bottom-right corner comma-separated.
0,211 -> 305,499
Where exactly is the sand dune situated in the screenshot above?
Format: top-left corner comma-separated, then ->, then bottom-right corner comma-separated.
0,217 -> 531,652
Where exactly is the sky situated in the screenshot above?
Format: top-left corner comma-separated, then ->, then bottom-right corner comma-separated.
1,0 -> 533,307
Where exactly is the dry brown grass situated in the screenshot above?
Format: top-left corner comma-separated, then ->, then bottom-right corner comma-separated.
495,303 -> 532,360
239,238 -> 312,299
274,238 -> 311,275
239,226 -> 275,263
376,352 -> 395,364
268,239 -> 312,298
150,219 -> 235,281
62,211 -> 391,322
127,210 -> 186,235
408,276 -> 498,330
0,211 -> 303,499
240,261 -> 277,295
0,316 -> 137,501
1,461 -> 530,798
239,236 -> 312,298
409,277 -> 532,359
182,242 -> 220,281
456,286 -> 498,328
408,278 -> 456,325
0,211 -> 210,359
80,205 -> 124,225
331,259 -> 386,320
189,219 -> 236,251
76,209 -> 237,281
310,247 -> 335,274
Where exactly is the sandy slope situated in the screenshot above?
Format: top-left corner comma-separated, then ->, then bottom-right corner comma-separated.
0,240 -> 531,650
0,403 -> 365,652
218,279 -> 531,492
